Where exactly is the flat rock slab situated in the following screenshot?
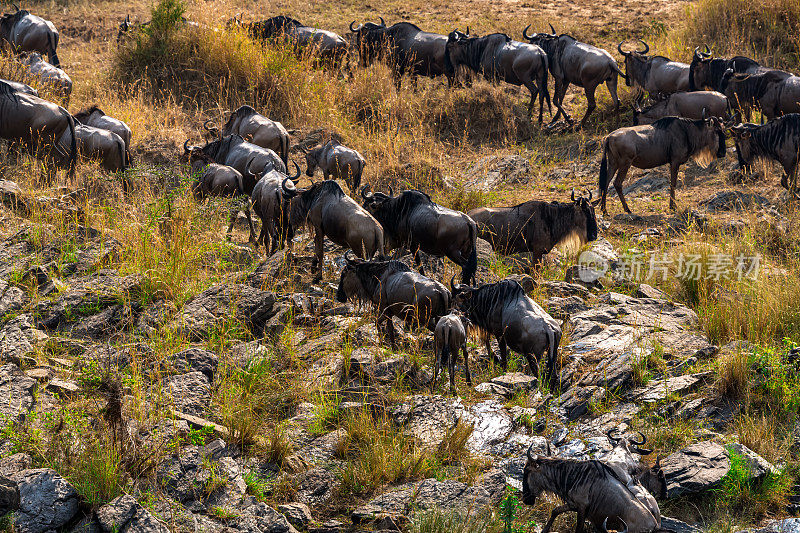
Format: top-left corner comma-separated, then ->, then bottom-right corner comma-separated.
12,468 -> 80,533
726,442 -> 777,482
0,364 -> 37,422
756,519 -> 800,533
0,279 -> 25,321
662,441 -> 730,498
0,315 -> 48,366
96,494 -> 170,533
627,373 -> 707,403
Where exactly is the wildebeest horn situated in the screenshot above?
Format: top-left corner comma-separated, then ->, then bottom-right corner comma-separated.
289,160 -> 301,181
361,185 -> 373,200
693,46 -> 703,59
281,177 -> 298,198
450,273 -> 458,292
349,20 -> 361,32
546,441 -> 553,456
704,44 -> 711,55
344,250 -> 357,264
630,431 -> 647,446
617,41 -> 628,56
702,107 -> 709,120
637,39 -> 649,54
522,24 -> 534,40
571,188 -> 577,202
125,14 -> 130,23
606,428 -> 621,445
549,23 -> 556,35
203,119 -> 220,136
379,16 -> 385,26
527,443 -> 538,461
12,2 -> 19,11
183,139 -> 193,153
587,190 -> 593,202
466,26 -> 470,36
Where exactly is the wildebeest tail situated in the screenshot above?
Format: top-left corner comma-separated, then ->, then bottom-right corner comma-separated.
281,132 -> 289,167
440,341 -> 450,365
48,32 -> 60,68
118,138 -> 127,170
598,141 -> 610,194
66,111 -> 77,178
462,218 -> 477,285
547,326 -> 561,386
540,63 -> 552,116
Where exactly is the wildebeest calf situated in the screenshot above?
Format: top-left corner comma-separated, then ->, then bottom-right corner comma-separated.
631,91 -> 728,125
432,312 -> 471,395
57,123 -> 127,172
336,256 -> 451,347
248,160 -> 301,253
598,115 -> 726,215
305,139 -> 365,193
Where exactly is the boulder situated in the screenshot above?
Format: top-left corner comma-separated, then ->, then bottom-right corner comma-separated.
171,348 -> 219,381
12,468 -> 80,533
0,279 -> 25,320
700,191 -> 772,212
174,283 -> 277,340
661,441 -> 730,497
166,372 -> 211,417
95,494 -> 170,533
0,315 -> 48,366
0,476 -> 19,515
627,374 -> 707,403
489,373 -> 537,396
756,519 -> 800,533
725,443 -> 778,483
235,502 -> 298,533
278,502 -> 313,530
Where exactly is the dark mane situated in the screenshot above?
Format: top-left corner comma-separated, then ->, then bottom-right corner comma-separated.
533,457 -> 638,502
233,104 -> 257,116
369,190 -> 435,241
74,105 -> 105,122
0,79 -> 19,102
292,180 -> 345,225
390,21 -> 422,32
459,279 -> 525,333
344,258 -> 412,304
651,116 -> 687,130
745,114 -> 800,161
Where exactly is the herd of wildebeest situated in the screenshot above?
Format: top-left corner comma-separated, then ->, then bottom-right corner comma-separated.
1,6 -> 798,531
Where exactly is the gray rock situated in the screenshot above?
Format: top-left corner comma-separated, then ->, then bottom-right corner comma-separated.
171,348 -> 219,381
545,296 -> 589,319
95,494 -> 170,533
278,502 -> 312,530
297,468 -> 340,508
627,374 -> 707,403
489,373 -> 537,395
0,364 -> 37,422
662,441 -> 730,497
463,155 -> 532,190
0,476 -> 19,515
0,453 -> 32,477
134,299 -> 176,337
235,502 -> 298,533
0,180 -> 26,212
0,278 -> 25,320
0,315 -> 48,366
70,304 -> 136,339
174,283 -> 277,340
756,518 -> 800,533
700,191 -> 772,212
156,447 -> 208,506
725,443 -> 777,483
661,517 -> 701,533
166,372 -> 211,417
12,468 -> 80,533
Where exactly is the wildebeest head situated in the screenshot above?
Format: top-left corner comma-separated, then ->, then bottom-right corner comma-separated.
304,143 -> 326,176
728,120 -> 760,169
203,118 -> 222,140
688,45 -> 713,90
444,29 -> 474,74
522,443 -> 554,505
336,253 -> 371,303
639,456 -> 668,500
521,23 -> 559,54
616,40 -> 649,87
571,189 -> 598,243
349,17 -> 387,67
359,184 -> 395,211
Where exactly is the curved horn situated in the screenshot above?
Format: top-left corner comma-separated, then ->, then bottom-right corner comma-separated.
203,119 -> 219,134
630,431 -> 647,446
349,20 -> 361,32
388,185 -> 394,196
523,24 -> 534,40
617,41 -> 628,56
183,139 -> 192,153
289,160 -> 301,181
606,428 -> 621,445
587,190 -> 593,202
12,2 -> 19,11
693,46 -> 703,59
527,443 -> 538,461
637,39 -> 649,54
379,16 -> 385,27
361,185 -> 373,200
125,14 -> 130,23
450,273 -> 457,293
571,188 -> 576,202
281,177 -> 298,198
549,23 -> 556,35
466,26 -> 470,36
704,44 -> 711,55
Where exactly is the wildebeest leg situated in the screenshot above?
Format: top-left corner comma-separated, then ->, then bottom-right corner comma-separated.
575,510 -> 586,533
524,352 -> 539,378
313,230 -> 324,282
541,505 -> 572,533
668,162 -> 680,211
384,315 -> 397,348
463,343 -> 472,387
448,345 -> 457,396
432,344 -> 441,392
413,246 -> 425,276
244,207 -> 257,244
498,337 -> 508,371
614,163 -> 633,214
579,85 -> 599,129
551,80 -> 571,124
606,75 -> 621,112
485,339 -> 494,361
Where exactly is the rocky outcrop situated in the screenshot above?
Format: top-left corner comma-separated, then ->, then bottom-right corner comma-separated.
95,494 -> 170,533
11,469 -> 80,533
662,441 -> 730,497
0,364 -> 37,422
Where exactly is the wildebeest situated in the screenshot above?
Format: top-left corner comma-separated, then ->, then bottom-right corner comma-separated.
602,430 -> 667,500
632,91 -> 728,125
522,448 -> 665,533
248,160 -> 302,252
118,14 -> 214,42
304,139 -> 365,192
468,191 -> 598,266
728,113 -> 800,191
598,115 -> 727,214
73,106 -> 132,152
0,5 -> 60,67
688,46 -> 773,92
445,30 -> 551,122
281,180 -> 384,281
523,24 -> 623,128
183,134 -> 286,193
336,255 -> 451,347
0,77 -> 35,95
617,40 -> 689,100
361,187 -> 478,284
0,79 -> 76,176
57,123 -> 127,172
19,51 -> 71,99
721,68 -> 800,121
186,147 -> 255,242
237,15 -> 348,68
432,312 -> 471,396
349,19 -> 454,88
208,106 -> 289,167
451,278 -> 561,383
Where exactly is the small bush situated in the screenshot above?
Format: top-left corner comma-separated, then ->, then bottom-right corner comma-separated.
716,449 -> 792,516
